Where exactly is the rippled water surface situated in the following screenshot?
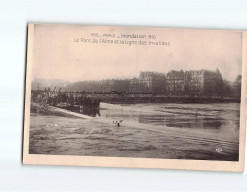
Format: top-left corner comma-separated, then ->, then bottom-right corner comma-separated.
29,103 -> 240,161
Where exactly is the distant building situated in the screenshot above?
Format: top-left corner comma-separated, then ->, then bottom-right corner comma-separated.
100,79 -> 130,93
129,78 -> 140,93
139,71 -> 166,93
166,70 -> 186,95
113,79 -> 130,93
187,70 -> 204,96
61,68 -> 224,96
166,68 -> 223,96
101,79 -> 115,92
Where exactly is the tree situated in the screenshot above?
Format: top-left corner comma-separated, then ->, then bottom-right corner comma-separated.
232,75 -> 241,97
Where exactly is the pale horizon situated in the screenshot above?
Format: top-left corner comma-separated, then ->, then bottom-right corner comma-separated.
32,24 -> 242,82
32,67 -> 241,83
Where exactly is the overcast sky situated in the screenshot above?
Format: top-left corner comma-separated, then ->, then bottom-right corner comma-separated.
32,24 -> 242,82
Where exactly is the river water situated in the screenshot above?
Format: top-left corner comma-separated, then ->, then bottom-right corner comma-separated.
29,103 -> 240,161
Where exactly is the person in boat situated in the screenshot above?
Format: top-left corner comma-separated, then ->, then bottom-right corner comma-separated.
113,120 -> 123,127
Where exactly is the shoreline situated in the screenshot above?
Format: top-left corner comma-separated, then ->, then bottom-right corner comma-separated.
91,94 -> 241,104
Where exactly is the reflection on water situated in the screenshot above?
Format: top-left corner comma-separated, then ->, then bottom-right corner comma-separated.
70,107 -> 101,117
99,103 -> 240,139
70,103 -> 240,139
138,115 -> 223,129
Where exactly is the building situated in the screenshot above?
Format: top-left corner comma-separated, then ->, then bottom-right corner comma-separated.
113,79 -> 130,93
166,68 -> 223,96
100,79 -> 130,93
129,78 -> 140,93
187,70 -> 204,96
100,79 -> 115,92
166,70 -> 186,95
139,71 -> 166,94
65,68 -> 223,96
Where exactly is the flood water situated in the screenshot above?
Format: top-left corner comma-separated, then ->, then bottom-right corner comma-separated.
29,103 -> 240,161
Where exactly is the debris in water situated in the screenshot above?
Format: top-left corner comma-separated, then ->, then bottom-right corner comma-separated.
216,147 -> 223,152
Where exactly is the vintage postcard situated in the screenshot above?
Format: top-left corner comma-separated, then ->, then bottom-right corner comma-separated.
23,24 -> 246,172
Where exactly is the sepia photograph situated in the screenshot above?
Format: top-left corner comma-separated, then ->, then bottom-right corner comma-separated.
23,24 -> 246,171
3,0 -> 247,192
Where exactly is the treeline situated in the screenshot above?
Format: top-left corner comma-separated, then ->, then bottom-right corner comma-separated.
222,75 -> 241,97
31,75 -> 242,98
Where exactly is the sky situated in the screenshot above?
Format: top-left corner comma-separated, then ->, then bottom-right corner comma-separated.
31,24 -> 243,82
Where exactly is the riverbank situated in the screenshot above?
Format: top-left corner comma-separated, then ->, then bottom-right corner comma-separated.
88,93 -> 241,104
